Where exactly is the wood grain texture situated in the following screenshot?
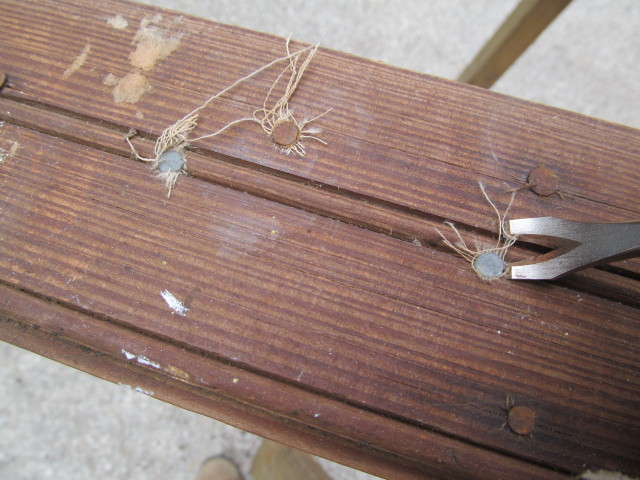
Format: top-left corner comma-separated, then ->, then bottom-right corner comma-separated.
0,1 -> 638,479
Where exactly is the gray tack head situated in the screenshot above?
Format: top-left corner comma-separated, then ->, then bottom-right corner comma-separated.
473,252 -> 506,280
157,150 -> 185,173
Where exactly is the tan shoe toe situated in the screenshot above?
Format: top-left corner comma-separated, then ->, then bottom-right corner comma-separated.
196,456 -> 243,480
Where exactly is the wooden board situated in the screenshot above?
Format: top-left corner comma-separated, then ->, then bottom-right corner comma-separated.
1,1 -> 639,479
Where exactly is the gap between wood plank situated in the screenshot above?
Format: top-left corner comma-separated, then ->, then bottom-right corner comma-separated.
1,1 -> 639,477
2,122 -> 638,473
3,123 -> 638,405
1,0 -> 638,235
1,94 -> 638,310
0,283 -> 572,480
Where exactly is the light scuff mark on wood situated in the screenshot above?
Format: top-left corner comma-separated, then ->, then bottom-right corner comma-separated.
109,14 -> 183,104
0,141 -> 20,163
107,14 -> 129,30
130,14 -> 183,71
112,72 -> 151,103
103,73 -> 119,86
165,365 -> 190,381
63,44 -> 91,78
0,136 -> 20,163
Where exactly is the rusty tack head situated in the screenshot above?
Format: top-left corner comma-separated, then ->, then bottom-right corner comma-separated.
507,405 -> 536,435
528,165 -> 559,197
271,119 -> 300,147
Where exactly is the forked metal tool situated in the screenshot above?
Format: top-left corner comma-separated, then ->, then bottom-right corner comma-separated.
507,217 -> 640,280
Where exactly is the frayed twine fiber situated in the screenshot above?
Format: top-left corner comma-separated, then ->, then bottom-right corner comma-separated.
126,37 -> 330,197
250,39 -> 332,156
435,182 -> 517,281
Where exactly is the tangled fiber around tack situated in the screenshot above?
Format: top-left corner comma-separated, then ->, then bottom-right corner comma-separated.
126,37 -> 330,197
435,182 -> 517,281
250,40 -> 331,156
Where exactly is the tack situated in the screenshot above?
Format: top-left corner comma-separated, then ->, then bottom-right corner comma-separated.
473,252 -> 506,279
157,149 -> 185,173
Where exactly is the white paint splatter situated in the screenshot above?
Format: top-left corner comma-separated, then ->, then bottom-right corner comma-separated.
133,387 -> 155,396
121,349 -> 161,369
160,289 -> 189,316
137,355 -> 161,369
122,349 -> 136,360
118,383 -> 154,396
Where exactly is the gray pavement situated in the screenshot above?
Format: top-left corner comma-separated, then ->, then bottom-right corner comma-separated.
2,1 -> 639,479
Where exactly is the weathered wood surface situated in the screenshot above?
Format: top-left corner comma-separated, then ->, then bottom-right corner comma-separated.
0,1 -> 638,479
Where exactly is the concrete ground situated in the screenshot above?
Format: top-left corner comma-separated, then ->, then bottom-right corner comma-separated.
2,1 -> 639,479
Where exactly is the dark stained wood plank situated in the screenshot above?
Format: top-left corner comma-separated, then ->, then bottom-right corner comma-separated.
0,0 -> 638,234
2,97 -> 638,310
1,123 -> 639,476
1,0 -> 639,478
0,285 -> 570,480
